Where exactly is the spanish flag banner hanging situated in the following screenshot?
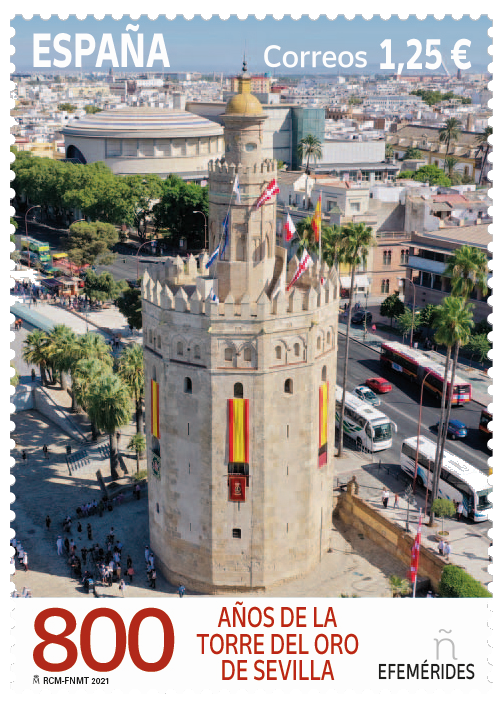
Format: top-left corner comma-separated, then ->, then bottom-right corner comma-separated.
319,382 -> 329,467
228,398 -> 250,464
312,195 -> 322,242
228,475 -> 246,502
151,379 -> 160,439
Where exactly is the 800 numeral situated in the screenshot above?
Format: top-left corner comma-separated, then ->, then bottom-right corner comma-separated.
33,607 -> 175,673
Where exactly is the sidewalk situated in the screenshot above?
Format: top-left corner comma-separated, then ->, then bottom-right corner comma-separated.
338,318 -> 491,407
12,298 -> 143,345
334,456 -> 492,589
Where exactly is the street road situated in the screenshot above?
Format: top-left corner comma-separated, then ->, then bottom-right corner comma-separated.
336,333 -> 490,475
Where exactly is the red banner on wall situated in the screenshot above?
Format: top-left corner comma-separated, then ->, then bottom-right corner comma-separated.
228,476 -> 246,502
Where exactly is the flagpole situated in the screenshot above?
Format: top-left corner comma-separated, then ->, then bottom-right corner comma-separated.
212,174 -> 238,283
319,190 -> 323,276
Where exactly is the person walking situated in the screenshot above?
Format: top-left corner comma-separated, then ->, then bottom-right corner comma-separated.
393,492 -> 399,509
45,515 -> 51,530
443,541 -> 451,562
456,501 -> 463,522
144,546 -> 150,564
56,536 -> 63,556
64,537 -> 70,554
382,489 -> 389,509
119,579 -> 126,597
149,553 -> 155,569
31,368 -> 36,382
23,552 -> 29,572
22,450 -> 27,462
438,538 -> 445,557
150,569 -> 157,589
81,546 -> 88,566
178,584 -> 185,598
87,523 -> 92,540
42,444 -> 49,460
77,522 -> 82,533
135,484 -> 141,500
127,565 -> 135,583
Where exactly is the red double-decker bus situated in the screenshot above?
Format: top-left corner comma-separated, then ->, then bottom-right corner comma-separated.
380,341 -> 472,405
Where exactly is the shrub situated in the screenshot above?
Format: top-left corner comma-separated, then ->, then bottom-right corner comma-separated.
439,565 -> 492,598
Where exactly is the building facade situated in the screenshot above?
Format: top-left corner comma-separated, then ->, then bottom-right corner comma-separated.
142,67 -> 339,593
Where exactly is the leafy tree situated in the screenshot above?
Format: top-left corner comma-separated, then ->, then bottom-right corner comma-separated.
380,292 -> 405,327
431,498 -> 456,534
413,165 -> 451,186
117,343 -> 145,435
297,134 -> 323,173
420,303 -> 439,332
116,287 -> 142,331
444,155 -> 459,177
128,432 -> 146,473
10,216 -> 17,243
124,174 -> 163,239
86,374 -> 132,480
403,146 -> 423,160
11,363 -> 20,387
348,96 -> 362,106
385,143 -> 394,159
474,319 -> 491,336
396,170 -> 416,180
152,175 -> 208,248
466,334 -> 491,365
337,223 -> 376,457
58,102 -> 76,112
397,308 -> 421,342
83,270 -> 127,303
66,221 -> 119,268
84,105 -> 102,114
439,565 -> 492,598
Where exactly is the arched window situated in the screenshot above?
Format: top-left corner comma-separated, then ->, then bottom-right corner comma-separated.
317,336 -> 322,350
184,377 -> 192,394
284,379 -> 293,394
157,336 -> 161,349
149,330 -> 153,344
177,341 -> 183,356
244,347 -> 252,362
275,345 -> 282,360
194,345 -> 201,359
234,382 -> 243,399
327,331 -> 331,345
294,343 -> 300,357
152,366 -> 157,382
322,365 -> 327,382
225,348 -> 233,362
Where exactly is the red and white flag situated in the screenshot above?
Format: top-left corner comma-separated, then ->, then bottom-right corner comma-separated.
283,213 -> 296,242
255,178 -> 279,209
286,249 -> 312,291
408,510 -> 423,586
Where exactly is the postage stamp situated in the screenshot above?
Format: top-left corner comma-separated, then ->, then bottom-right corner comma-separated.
6,4 -> 494,696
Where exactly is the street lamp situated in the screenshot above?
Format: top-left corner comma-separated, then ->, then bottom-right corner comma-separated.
405,277 -> 417,348
136,239 -> 156,280
24,205 -> 41,268
363,289 -> 369,340
413,370 -> 432,494
193,210 -> 208,251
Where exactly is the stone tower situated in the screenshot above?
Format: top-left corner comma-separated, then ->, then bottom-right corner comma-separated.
142,64 -> 339,593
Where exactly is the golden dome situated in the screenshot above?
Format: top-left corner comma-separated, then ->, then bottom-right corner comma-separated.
225,60 -> 263,116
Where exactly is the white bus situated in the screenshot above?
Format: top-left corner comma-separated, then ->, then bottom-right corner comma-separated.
400,436 -> 492,523
335,385 -> 396,452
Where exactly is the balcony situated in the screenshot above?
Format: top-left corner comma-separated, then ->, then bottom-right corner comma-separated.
407,255 -> 446,275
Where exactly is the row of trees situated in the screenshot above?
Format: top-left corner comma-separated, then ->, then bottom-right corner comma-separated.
22,326 -> 146,479
410,90 -> 472,106
12,150 -> 208,248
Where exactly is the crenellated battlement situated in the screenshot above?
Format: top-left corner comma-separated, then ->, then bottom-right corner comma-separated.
142,265 -> 338,320
208,157 -> 276,176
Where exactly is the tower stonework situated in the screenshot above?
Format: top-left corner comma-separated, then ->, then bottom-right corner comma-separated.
142,66 -> 339,593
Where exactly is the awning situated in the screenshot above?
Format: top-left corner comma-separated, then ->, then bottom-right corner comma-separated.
340,275 -> 370,288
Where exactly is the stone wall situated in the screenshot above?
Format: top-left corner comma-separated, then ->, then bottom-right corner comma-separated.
334,490 -> 445,591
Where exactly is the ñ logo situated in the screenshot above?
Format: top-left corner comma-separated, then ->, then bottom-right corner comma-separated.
33,675 -> 40,684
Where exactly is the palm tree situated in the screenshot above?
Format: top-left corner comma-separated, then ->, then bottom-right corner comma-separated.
45,324 -> 77,392
429,298 -> 474,525
444,245 -> 489,300
444,155 -> 459,177
86,374 -> 131,480
128,432 -> 146,473
439,118 -> 461,170
77,332 -> 114,366
389,575 -> 411,598
297,134 -> 322,174
72,358 -> 111,440
337,223 -> 376,457
385,143 -> 395,160
117,344 -> 145,435
475,126 -> 492,184
22,329 -> 51,386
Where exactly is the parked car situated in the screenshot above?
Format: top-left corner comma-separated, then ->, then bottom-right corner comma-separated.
353,385 -> 381,407
366,377 -> 392,394
434,419 -> 468,440
351,310 -> 372,325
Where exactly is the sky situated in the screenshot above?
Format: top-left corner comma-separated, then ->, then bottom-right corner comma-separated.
11,15 -> 492,74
